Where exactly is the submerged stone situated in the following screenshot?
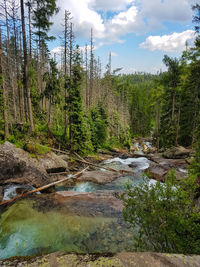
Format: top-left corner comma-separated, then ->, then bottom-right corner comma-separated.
0,192 -> 135,260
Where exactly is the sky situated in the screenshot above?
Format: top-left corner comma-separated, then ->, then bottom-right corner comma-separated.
49,0 -> 198,74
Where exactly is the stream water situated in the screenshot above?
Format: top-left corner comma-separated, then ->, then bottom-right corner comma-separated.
0,155 -> 153,260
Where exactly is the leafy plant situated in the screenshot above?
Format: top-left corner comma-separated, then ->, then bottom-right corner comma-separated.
120,171 -> 200,254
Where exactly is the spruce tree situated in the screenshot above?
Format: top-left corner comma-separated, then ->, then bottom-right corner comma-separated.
66,45 -> 87,153
88,101 -> 108,151
32,0 -> 59,45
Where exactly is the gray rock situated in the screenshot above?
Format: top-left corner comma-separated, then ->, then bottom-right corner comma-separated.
163,146 -> 191,159
38,151 -> 68,173
0,142 -> 49,187
77,170 -> 120,184
146,163 -> 168,181
146,158 -> 189,182
0,142 -> 69,187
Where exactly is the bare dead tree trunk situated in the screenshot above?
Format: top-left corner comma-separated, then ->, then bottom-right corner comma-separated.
0,28 -> 9,139
97,56 -> 101,100
11,0 -> 25,123
19,29 -> 27,121
27,1 -> 32,58
69,22 -> 73,77
20,0 -> 34,132
89,28 -> 94,107
4,0 -> 17,122
64,10 -> 71,137
85,43 -> 89,108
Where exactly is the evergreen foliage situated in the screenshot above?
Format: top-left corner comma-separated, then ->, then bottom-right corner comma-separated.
159,56 -> 182,148
43,59 -> 60,101
66,46 -> 88,154
88,102 -> 108,151
32,0 -> 59,43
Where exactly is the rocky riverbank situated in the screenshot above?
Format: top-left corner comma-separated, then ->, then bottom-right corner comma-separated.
144,146 -> 193,182
0,140 -> 196,261
1,252 -> 200,267
0,140 -> 194,202
0,142 -> 69,187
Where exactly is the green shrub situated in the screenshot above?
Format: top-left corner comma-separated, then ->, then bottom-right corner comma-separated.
24,143 -> 50,156
120,171 -> 200,254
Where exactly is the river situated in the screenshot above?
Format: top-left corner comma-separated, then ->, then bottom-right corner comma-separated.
0,154 -> 155,260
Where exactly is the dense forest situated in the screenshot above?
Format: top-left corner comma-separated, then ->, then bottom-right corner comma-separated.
0,0 -> 199,157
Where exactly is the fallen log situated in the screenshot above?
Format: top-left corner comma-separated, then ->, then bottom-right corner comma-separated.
0,167 -> 89,206
73,152 -> 133,175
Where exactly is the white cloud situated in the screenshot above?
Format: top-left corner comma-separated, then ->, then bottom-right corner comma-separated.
103,5 -> 145,43
140,0 -> 193,26
51,42 -> 103,57
111,5 -> 138,25
50,0 -> 194,48
90,0 -> 134,11
140,30 -> 196,52
51,0 -> 143,44
110,52 -> 118,57
51,46 -> 64,54
52,0 -> 105,39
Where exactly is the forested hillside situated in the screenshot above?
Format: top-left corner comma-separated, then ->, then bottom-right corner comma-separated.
0,1 -> 199,158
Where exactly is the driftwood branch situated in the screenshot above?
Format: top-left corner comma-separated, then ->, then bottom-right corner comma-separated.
0,167 -> 89,206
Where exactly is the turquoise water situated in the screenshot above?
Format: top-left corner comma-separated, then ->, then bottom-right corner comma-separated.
0,196 -> 135,259
0,156 -> 151,260
56,157 -> 151,192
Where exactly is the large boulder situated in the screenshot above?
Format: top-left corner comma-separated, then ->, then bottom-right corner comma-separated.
0,142 -> 68,187
0,142 -> 49,187
77,170 -> 120,184
163,146 -> 191,159
146,158 -> 189,182
146,164 -> 168,182
38,151 -> 68,173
